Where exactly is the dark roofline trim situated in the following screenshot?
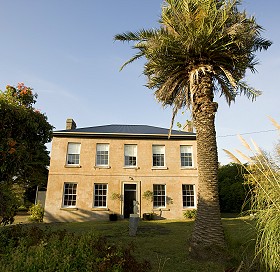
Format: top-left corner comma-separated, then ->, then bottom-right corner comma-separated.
53,131 -> 196,140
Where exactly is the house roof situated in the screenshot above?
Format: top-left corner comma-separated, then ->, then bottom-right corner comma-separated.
54,124 -> 196,140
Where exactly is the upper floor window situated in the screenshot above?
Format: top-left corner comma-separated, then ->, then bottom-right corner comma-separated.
153,184 -> 166,208
182,184 -> 195,208
96,144 -> 109,166
180,145 -> 193,167
94,183 -> 107,208
67,143 -> 81,165
63,183 -> 77,207
152,145 -> 165,167
124,144 -> 137,167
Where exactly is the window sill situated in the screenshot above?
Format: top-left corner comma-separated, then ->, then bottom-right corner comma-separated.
152,208 -> 170,211
181,167 -> 197,170
91,208 -> 109,211
151,166 -> 168,170
60,207 -> 78,211
94,166 -> 111,169
182,207 -> 196,210
123,166 -> 140,169
64,165 -> 81,168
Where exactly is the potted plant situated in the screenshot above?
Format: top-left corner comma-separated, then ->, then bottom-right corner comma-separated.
109,192 -> 122,221
142,190 -> 154,220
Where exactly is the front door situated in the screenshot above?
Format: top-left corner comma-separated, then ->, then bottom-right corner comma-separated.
123,184 -> 137,218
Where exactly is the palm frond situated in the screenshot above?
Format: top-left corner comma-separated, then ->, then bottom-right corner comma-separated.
115,0 -> 271,126
119,52 -> 145,71
237,81 -> 262,101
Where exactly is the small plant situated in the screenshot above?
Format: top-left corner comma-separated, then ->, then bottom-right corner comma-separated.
183,209 -> 197,219
166,196 -> 173,205
28,203 -> 44,222
111,192 -> 122,201
110,193 -> 122,220
142,190 -> 153,202
142,190 -> 154,220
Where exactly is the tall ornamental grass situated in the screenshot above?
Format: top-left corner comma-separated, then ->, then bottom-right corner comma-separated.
224,117 -> 280,272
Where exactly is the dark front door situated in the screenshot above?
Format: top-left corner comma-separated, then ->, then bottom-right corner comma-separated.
123,184 -> 136,218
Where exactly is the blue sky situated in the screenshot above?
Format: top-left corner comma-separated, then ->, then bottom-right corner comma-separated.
0,0 -> 279,164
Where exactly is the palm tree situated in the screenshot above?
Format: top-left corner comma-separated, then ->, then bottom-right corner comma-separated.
115,0 -> 271,258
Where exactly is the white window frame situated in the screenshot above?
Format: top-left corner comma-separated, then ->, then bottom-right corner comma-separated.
66,143 -> 81,165
93,183 -> 108,208
153,184 -> 166,208
62,183 -> 77,208
152,145 -> 165,167
180,145 -> 193,168
182,184 -> 196,208
96,144 -> 109,167
124,144 -> 137,167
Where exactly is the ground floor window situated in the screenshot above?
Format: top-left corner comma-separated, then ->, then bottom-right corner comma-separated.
63,183 -> 77,207
153,184 -> 166,208
94,183 -> 107,208
182,184 -> 195,207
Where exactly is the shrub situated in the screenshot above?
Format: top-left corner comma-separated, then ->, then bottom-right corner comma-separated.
0,184 -> 19,225
142,190 -> 153,202
225,118 -> 280,271
183,209 -> 197,219
28,203 -> 44,222
0,225 -> 151,272
218,163 -> 248,213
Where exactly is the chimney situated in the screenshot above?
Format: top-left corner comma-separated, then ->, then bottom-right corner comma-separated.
183,120 -> 193,133
66,118 -> 76,130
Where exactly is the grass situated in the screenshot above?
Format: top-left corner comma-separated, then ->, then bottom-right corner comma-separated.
9,214 -> 257,272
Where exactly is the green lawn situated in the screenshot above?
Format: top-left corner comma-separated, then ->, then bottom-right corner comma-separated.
11,216 -> 256,272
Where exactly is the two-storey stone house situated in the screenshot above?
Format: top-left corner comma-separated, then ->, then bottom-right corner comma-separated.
44,119 -> 198,222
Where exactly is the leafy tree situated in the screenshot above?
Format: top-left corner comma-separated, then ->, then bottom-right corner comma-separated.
218,163 -> 248,213
115,0 -> 271,258
0,83 -> 53,224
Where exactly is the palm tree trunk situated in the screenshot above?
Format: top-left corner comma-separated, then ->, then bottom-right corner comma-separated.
189,73 -> 226,259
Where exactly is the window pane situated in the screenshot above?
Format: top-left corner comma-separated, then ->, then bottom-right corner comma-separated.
180,145 -> 193,167
124,145 -> 137,156
67,143 -> 81,165
153,184 -> 166,208
67,154 -> 80,164
63,183 -> 77,207
152,145 -> 165,167
182,184 -> 195,207
152,145 -> 164,154
96,144 -> 109,166
124,145 -> 137,166
68,143 -> 81,154
94,184 -> 107,207
153,154 -> 164,166
97,144 -> 109,152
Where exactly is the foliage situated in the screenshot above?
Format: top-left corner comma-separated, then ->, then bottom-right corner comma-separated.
142,190 -> 153,202
0,184 -> 19,225
111,192 -> 122,201
0,83 -> 53,225
2,218 -> 258,271
115,0 -> 271,126
0,225 -> 151,272
183,209 -> 197,219
28,203 -> 44,222
115,0 -> 271,255
225,118 -> 280,271
218,163 -> 248,213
